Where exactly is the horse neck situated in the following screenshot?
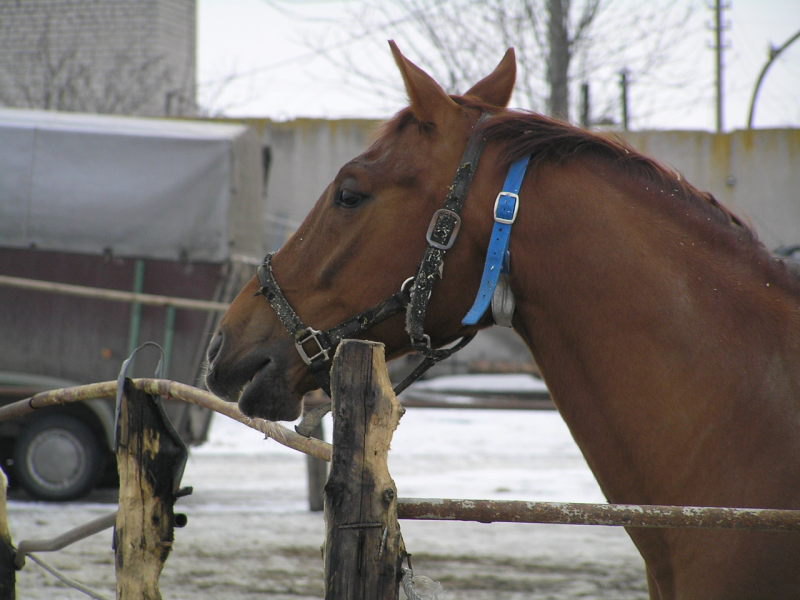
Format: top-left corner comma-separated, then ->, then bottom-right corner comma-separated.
508,158 -> 800,507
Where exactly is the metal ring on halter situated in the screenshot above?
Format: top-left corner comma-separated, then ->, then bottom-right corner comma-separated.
412,333 -> 432,352
400,276 -> 415,295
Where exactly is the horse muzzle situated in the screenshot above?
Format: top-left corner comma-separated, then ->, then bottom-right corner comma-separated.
204,331 -> 305,421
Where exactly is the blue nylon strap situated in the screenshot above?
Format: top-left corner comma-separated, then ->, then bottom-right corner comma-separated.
461,155 -> 531,325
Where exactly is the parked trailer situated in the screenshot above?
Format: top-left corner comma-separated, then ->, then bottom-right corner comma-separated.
0,108 -> 265,500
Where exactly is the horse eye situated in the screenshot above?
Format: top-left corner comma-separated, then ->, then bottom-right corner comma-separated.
335,188 -> 367,208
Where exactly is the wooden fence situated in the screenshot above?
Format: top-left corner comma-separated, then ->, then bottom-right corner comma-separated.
1,339 -> 799,598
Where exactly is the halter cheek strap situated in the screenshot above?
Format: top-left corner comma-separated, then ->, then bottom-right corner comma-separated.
405,112 -> 491,348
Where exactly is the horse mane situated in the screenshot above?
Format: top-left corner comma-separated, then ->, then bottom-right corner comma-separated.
477,110 -> 755,239
474,110 -> 800,293
381,103 -> 753,239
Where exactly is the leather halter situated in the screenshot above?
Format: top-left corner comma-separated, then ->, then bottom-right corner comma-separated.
255,113 -> 491,396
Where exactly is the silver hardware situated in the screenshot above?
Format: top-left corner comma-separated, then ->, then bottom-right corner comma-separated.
400,276 -> 415,294
411,333 -> 432,351
426,208 -> 461,250
491,273 -> 515,327
493,191 -> 519,224
295,327 -> 330,365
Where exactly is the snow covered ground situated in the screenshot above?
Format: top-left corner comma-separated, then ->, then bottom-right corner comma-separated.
408,373 -> 549,394
9,401 -> 648,599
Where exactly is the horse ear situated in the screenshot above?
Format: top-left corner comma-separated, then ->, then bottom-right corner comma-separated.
464,48 -> 516,107
389,40 -> 459,126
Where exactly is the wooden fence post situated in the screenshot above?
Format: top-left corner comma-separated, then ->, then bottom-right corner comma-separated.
115,379 -> 189,600
324,340 -> 406,600
0,471 -> 14,599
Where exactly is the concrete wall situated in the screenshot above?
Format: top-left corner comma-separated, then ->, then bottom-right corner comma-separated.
620,129 -> 800,251
261,120 -> 800,252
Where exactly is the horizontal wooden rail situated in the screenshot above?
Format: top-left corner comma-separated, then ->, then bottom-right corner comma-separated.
397,498 -> 800,532
0,274 -> 229,312
0,379 -> 332,462
15,512 -> 118,568
3,375 -> 796,534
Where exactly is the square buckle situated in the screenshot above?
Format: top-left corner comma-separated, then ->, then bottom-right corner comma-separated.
295,327 -> 330,365
426,208 -> 461,250
493,192 -> 519,224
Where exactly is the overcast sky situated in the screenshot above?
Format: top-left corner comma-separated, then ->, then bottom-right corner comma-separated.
197,0 -> 800,131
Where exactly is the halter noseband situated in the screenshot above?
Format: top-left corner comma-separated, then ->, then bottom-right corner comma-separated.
255,112 -> 526,397
256,253 -> 415,395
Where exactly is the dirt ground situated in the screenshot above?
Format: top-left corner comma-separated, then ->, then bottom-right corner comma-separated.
8,409 -> 650,599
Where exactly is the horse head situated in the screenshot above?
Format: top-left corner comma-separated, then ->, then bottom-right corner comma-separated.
205,42 -> 517,420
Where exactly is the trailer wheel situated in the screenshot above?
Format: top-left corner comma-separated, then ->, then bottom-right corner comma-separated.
13,414 -> 103,501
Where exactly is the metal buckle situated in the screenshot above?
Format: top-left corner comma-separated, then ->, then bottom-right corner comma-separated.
295,327 -> 330,365
410,333 -> 432,352
426,208 -> 461,250
493,192 -> 519,224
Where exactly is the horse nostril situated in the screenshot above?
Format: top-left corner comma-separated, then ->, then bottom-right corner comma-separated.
207,332 -> 224,365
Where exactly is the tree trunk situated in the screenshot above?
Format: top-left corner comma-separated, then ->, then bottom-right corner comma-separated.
547,0 -> 571,120
0,472 -> 14,599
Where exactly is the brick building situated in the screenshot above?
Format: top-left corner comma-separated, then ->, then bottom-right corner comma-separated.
0,0 -> 196,116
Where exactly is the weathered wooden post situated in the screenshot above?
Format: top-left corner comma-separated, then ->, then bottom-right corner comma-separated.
114,379 -> 189,600
0,471 -> 14,599
324,340 -> 406,600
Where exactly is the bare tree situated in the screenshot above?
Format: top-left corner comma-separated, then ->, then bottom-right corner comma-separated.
303,0 -> 700,126
545,0 -> 601,119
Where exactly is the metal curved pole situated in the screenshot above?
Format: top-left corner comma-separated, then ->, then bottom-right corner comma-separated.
747,29 -> 800,129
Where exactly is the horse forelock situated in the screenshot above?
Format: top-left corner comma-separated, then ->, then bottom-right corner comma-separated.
364,97 -> 492,186
375,96 -> 495,145
375,107 -> 432,142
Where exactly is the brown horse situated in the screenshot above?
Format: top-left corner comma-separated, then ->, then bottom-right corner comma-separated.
205,42 -> 800,598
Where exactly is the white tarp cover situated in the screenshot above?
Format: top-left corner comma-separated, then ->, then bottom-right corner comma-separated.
0,108 -> 260,262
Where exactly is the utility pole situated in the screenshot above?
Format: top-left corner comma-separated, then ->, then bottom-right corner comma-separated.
580,82 -> 590,128
546,0 -> 570,121
711,0 -> 729,133
619,69 -> 630,131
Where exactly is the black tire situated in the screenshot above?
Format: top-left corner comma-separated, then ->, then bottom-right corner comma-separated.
13,414 -> 103,501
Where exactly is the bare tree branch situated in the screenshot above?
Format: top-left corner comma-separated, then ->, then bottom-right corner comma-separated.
301,0 -> 701,128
